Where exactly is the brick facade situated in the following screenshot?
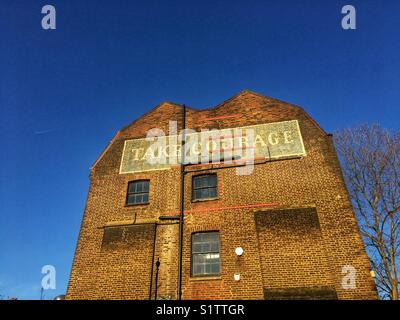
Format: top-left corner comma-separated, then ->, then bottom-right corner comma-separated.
66,90 -> 377,300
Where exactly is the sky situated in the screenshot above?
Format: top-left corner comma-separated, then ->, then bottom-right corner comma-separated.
0,0 -> 399,300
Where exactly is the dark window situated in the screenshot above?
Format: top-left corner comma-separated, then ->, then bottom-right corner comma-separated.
192,174 -> 217,201
126,180 -> 149,205
191,232 -> 220,276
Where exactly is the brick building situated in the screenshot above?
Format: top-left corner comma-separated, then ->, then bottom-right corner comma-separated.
66,90 -> 377,300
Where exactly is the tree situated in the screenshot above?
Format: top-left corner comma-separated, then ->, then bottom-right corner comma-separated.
334,124 -> 400,299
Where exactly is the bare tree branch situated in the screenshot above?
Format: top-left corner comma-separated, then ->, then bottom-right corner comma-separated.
335,124 -> 400,300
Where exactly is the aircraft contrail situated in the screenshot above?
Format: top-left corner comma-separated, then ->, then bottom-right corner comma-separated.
33,129 -> 55,135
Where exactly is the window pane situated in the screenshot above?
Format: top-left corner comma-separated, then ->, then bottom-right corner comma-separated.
192,175 -> 217,200
193,177 -> 201,188
201,243 -> 211,252
128,182 -> 136,193
128,181 -> 150,194
211,263 -> 220,274
201,232 -> 210,241
193,254 -> 205,264
136,182 -> 143,192
137,194 -> 146,203
193,175 -> 217,189
193,264 -> 202,275
202,176 -> 210,187
127,181 -> 149,204
192,233 -> 202,242
208,232 -> 218,241
127,193 -> 144,204
204,253 -> 219,261
192,243 -> 202,253
191,232 -> 220,276
127,194 -> 136,204
193,190 -> 201,200
208,175 -> 217,187
210,242 -> 219,252
209,187 -> 217,198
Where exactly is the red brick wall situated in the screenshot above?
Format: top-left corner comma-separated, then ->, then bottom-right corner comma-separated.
96,224 -> 156,299
66,90 -> 377,300
255,208 -> 333,291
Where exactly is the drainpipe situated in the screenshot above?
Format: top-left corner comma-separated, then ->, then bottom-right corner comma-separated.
154,258 -> 160,300
177,104 -> 186,300
148,223 -> 157,300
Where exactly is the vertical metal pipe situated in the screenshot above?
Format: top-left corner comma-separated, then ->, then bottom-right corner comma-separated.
149,223 -> 157,300
177,104 -> 186,300
154,258 -> 160,300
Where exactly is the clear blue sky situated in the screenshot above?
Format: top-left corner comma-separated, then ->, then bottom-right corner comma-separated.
0,0 -> 399,299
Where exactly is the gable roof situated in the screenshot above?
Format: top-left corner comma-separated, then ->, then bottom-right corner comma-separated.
91,90 -> 327,170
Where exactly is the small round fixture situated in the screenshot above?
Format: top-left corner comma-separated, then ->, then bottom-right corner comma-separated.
235,247 -> 244,256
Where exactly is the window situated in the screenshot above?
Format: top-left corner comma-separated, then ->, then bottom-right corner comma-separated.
126,180 -> 149,205
192,174 -> 217,201
191,232 -> 220,276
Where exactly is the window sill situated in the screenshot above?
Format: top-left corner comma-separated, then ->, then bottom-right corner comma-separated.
189,276 -> 222,281
192,197 -> 219,203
